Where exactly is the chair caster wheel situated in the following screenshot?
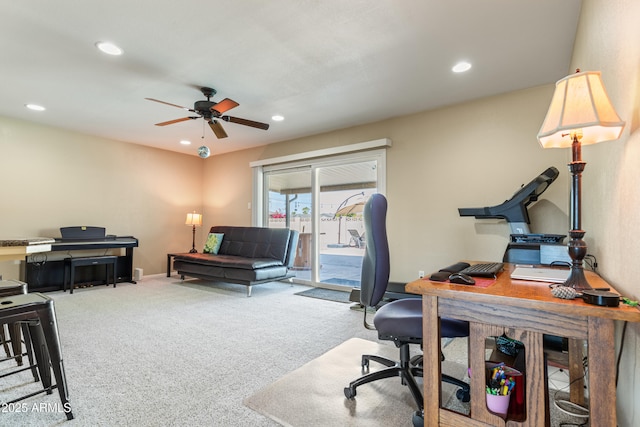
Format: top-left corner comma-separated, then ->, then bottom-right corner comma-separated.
412,410 -> 424,427
456,388 -> 471,402
361,356 -> 369,369
344,386 -> 356,399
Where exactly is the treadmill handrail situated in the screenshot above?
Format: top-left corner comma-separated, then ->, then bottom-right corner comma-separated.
458,167 -> 559,224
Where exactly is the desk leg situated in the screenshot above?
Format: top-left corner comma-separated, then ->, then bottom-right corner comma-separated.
422,296 -> 441,426
568,338 -> 585,406
69,265 -> 75,294
112,259 -> 117,288
468,323 -> 493,424
587,316 -> 616,426
167,254 -> 172,277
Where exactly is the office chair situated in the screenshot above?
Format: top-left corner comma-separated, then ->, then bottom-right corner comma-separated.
343,194 -> 470,422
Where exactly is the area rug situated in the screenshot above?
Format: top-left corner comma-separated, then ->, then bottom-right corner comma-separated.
294,287 -> 352,303
244,337 -> 468,427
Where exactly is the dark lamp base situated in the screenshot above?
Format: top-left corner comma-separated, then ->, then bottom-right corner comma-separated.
564,266 -> 592,290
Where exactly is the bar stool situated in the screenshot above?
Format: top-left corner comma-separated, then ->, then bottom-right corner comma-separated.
0,280 -> 32,369
0,293 -> 73,420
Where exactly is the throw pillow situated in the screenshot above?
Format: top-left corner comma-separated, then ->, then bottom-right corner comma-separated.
203,233 -> 224,254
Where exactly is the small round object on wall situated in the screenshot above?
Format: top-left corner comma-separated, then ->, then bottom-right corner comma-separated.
198,145 -> 210,158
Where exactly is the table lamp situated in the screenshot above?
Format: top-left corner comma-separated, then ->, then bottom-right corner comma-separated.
537,69 -> 625,289
185,211 -> 202,253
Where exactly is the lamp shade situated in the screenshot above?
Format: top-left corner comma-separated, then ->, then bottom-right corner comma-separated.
185,212 -> 202,226
537,70 -> 625,148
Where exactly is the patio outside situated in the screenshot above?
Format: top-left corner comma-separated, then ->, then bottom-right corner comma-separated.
268,192 -> 370,288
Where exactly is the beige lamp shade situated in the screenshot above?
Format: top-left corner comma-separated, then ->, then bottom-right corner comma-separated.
185,212 -> 202,226
537,70 -> 625,148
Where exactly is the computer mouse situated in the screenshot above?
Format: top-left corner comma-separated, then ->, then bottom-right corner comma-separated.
448,273 -> 476,285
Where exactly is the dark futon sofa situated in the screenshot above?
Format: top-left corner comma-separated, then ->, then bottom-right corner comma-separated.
172,226 -> 299,296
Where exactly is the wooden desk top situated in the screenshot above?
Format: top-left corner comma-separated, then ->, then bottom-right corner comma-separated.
406,263 -> 640,323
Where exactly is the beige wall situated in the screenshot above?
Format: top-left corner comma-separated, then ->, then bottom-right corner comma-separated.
205,85 -> 569,282
0,116 -> 204,279
571,0 -> 640,424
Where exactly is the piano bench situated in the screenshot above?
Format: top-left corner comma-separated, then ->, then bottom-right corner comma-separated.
63,256 -> 118,294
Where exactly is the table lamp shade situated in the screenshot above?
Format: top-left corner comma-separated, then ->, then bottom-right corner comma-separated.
537,70 -> 625,148
185,212 -> 202,226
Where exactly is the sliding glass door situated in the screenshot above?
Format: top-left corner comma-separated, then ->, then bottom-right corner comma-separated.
316,162 -> 376,287
260,150 -> 385,290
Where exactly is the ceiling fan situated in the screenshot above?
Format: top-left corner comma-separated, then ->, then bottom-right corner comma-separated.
145,87 -> 269,139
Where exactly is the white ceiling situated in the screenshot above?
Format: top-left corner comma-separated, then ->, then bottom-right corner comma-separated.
0,0 -> 581,157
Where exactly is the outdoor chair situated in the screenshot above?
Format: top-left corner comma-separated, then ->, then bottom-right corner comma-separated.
347,229 -> 365,248
343,194 -> 470,426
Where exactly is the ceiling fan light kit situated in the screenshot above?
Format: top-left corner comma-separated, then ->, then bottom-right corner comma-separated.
145,86 -> 270,156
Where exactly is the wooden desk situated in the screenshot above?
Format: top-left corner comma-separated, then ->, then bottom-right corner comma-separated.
406,264 -> 640,427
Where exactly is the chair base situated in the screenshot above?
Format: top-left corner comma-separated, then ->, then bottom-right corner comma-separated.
344,344 -> 471,413
412,410 -> 424,427
344,343 -> 424,411
411,354 -> 471,403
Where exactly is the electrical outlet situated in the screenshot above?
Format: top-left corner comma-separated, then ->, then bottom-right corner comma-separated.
418,270 -> 425,278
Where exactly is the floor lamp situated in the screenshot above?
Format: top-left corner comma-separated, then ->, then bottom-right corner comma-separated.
185,211 -> 202,253
537,70 -> 625,289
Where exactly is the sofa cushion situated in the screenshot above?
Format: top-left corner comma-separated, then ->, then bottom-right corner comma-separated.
173,253 -> 284,270
203,233 -> 224,254
210,226 -> 291,262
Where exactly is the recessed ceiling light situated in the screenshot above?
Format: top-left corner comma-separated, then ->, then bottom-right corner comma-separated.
180,140 -> 191,145
95,41 -> 123,56
452,61 -> 472,73
25,104 -> 46,111
272,115 -> 284,122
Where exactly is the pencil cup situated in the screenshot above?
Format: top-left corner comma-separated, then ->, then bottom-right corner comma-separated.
486,392 -> 511,418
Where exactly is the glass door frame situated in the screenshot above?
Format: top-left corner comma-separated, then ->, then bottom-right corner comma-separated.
253,149 -> 386,288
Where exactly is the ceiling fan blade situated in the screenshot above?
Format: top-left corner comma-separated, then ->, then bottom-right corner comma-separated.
155,117 -> 198,126
145,98 -> 192,110
208,119 -> 228,139
211,98 -> 239,114
221,116 -> 270,130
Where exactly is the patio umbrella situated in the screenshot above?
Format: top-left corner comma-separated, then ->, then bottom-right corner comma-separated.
334,202 -> 365,217
334,202 -> 365,245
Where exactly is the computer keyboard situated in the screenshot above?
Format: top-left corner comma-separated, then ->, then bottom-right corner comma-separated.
460,262 -> 504,278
